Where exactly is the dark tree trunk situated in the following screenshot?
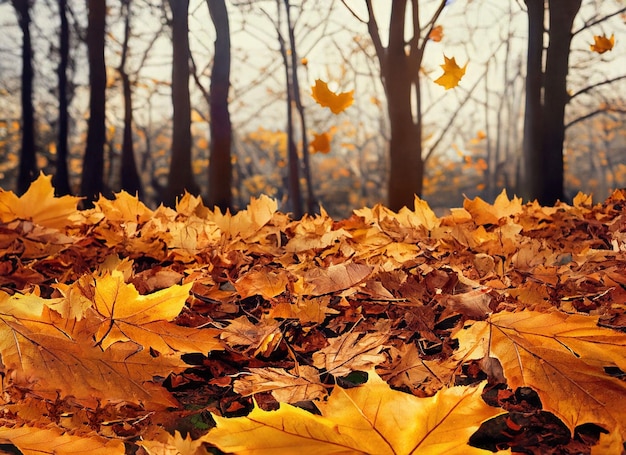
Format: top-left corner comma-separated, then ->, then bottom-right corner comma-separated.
12,0 -> 37,195
206,0 -> 232,212
166,0 -> 198,206
53,0 -> 72,196
539,0 -> 581,204
119,0 -> 142,197
276,0 -> 302,218
284,0 -> 315,214
81,0 -> 107,205
522,0 -> 544,202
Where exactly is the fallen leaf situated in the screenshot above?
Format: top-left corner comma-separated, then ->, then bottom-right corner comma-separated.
312,331 -> 389,376
456,310 -> 626,440
203,373 -> 502,454
234,366 -> 327,403
0,173 -> 81,229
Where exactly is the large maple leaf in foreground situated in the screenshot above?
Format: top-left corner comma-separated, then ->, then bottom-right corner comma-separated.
203,372 -> 503,454
456,310 -> 626,441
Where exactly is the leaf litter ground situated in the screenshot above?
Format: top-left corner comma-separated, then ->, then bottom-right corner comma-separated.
0,174 -> 625,454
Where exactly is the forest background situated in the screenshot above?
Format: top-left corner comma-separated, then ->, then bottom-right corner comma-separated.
1,0 -> 626,219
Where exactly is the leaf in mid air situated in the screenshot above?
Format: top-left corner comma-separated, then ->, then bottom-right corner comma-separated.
590,34 -> 614,54
310,131 -> 332,154
456,310 -> 626,441
434,55 -> 467,90
429,25 -> 444,42
203,372 -> 502,455
310,79 -> 354,114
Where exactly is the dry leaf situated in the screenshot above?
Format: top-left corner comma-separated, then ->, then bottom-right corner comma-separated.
310,79 -> 354,114
434,55 -> 467,89
203,373 -> 502,454
312,331 -> 389,376
590,34 -> 615,53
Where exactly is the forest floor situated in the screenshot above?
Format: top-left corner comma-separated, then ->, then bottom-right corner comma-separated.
0,175 -> 625,454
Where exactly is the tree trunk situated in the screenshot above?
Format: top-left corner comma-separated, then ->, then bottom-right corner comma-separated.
539,0 -> 581,204
53,0 -> 72,196
284,0 -> 315,214
166,0 -> 198,206
12,0 -> 37,195
276,0 -> 302,218
119,0 -> 142,197
522,0 -> 544,202
384,0 -> 422,210
81,0 -> 107,205
207,0 -> 232,212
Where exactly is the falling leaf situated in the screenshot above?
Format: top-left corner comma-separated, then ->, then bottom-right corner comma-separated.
310,131 -> 332,154
203,373 -> 502,454
590,34 -> 615,54
310,79 -> 354,114
434,55 -> 467,90
456,310 -> 626,440
429,25 -> 444,42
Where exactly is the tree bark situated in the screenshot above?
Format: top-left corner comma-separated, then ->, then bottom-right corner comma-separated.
166,0 -> 198,206
12,0 -> 37,195
119,0 -> 142,197
81,0 -> 107,205
206,0 -> 232,212
522,0 -> 544,202
53,0 -> 72,196
539,0 -> 581,204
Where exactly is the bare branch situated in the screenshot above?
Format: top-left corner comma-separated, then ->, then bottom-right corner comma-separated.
569,74 -> 626,100
566,107 -> 626,129
573,7 -> 626,36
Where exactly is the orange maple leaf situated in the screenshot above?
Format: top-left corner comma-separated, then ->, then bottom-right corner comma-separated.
310,131 -> 332,154
456,310 -> 626,440
434,55 -> 467,90
429,25 -> 444,42
310,79 -> 354,114
590,34 -> 615,54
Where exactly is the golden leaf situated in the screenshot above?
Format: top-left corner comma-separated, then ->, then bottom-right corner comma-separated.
233,366 -> 327,403
203,373 -> 502,454
456,310 -> 626,440
590,34 -> 615,54
463,189 -> 522,225
89,272 -> 222,354
0,425 -> 126,455
434,55 -> 467,90
310,79 -> 354,114
0,173 -> 81,229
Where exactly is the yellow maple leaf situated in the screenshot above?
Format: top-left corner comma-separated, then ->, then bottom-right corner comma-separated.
203,373 -> 502,454
590,34 -> 615,54
310,79 -> 354,114
0,173 -> 81,229
456,310 -> 626,441
434,55 -> 467,90
310,131 -> 332,154
90,272 -> 222,354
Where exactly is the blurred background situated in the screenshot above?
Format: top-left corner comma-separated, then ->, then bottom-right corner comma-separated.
0,0 -> 625,218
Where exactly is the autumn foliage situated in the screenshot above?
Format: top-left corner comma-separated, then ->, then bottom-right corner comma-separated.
0,174 -> 625,454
